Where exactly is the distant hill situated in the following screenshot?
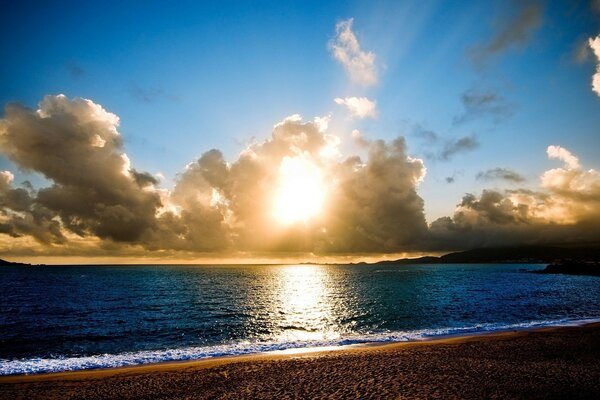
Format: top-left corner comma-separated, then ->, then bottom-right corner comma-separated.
377,246 -> 600,265
0,258 -> 29,266
533,261 -> 600,277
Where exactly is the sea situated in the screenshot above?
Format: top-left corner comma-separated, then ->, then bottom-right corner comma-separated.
1,263 -> 599,375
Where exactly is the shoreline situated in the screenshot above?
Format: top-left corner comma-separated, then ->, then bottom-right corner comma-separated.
2,322 -> 599,398
1,321 -> 599,383
2,318 -> 600,380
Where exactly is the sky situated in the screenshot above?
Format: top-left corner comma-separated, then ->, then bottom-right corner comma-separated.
1,0 -> 600,263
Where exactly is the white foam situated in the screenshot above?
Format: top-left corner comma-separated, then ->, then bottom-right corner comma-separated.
2,317 -> 599,376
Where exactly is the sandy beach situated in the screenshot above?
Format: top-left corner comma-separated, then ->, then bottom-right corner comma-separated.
1,323 -> 599,399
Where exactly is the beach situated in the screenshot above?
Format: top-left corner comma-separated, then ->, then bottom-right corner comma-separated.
1,323 -> 599,399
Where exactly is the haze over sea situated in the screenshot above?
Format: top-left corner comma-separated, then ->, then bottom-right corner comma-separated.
1,263 -> 599,375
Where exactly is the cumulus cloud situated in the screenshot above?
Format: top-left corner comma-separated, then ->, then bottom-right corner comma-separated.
476,168 -> 525,183
0,95 -> 429,256
168,116 -> 427,253
429,145 -> 600,250
470,2 -> 542,66
0,95 -> 162,243
0,170 -> 66,245
2,96 -> 598,259
334,96 -> 377,119
588,35 -> 600,97
546,145 -> 580,169
329,18 -> 377,86
454,88 -> 516,125
351,129 -> 370,148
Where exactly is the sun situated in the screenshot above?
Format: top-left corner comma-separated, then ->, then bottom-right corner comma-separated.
273,156 -> 325,225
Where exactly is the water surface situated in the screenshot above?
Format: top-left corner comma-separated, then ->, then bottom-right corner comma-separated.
1,263 -> 599,374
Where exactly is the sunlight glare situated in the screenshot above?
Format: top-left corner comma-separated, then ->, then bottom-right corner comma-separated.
273,156 -> 325,224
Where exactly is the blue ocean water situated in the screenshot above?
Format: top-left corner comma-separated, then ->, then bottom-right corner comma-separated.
1,263 -> 599,375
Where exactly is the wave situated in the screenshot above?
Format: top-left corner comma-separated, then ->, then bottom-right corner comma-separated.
2,317 -> 599,376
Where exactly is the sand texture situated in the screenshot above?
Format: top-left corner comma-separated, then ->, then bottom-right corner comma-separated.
1,324 -> 600,399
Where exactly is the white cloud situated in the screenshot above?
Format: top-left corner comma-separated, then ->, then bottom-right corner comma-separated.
329,18 -> 377,86
546,145 -> 579,169
589,35 -> 600,97
334,96 -> 377,119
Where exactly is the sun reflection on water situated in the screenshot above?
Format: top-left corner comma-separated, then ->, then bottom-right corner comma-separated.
274,265 -> 341,342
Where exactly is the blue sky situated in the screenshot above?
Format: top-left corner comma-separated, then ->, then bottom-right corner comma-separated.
1,1 -> 600,261
2,1 -> 599,220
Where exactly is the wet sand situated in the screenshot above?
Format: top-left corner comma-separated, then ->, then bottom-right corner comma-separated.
1,323 -> 599,399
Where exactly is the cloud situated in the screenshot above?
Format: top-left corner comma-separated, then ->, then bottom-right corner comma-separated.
411,125 -> 439,143
546,145 -> 580,169
169,116 -> 427,253
411,125 -> 479,162
445,171 -> 464,184
429,145 -> 600,250
329,18 -> 377,86
0,95 -> 162,243
2,97 -> 598,259
454,88 -> 516,125
334,96 -> 377,119
0,170 -> 65,245
588,35 -> 600,97
470,2 -> 542,66
0,96 -> 428,256
438,136 -> 479,161
574,39 -> 592,64
351,129 -> 370,148
476,168 -> 525,183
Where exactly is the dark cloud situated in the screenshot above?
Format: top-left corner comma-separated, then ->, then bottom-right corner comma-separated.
445,170 -> 463,184
0,95 -> 162,243
470,1 -> 543,66
476,168 -> 526,183
411,125 -> 479,162
438,136 -> 479,161
454,88 -> 516,125
0,171 -> 65,244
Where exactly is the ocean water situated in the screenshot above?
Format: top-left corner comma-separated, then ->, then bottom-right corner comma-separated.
1,263 -> 599,375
